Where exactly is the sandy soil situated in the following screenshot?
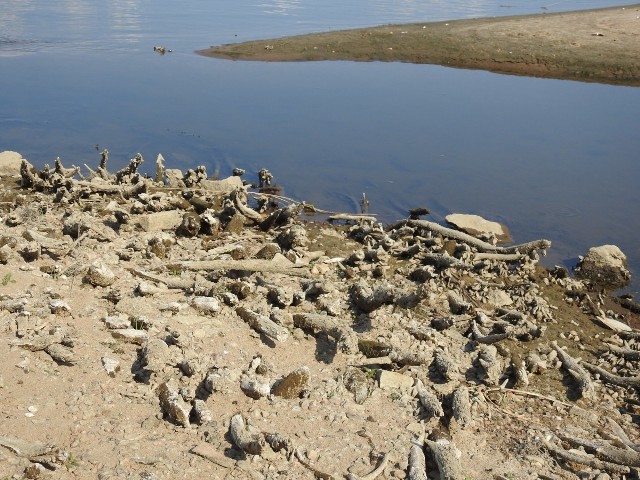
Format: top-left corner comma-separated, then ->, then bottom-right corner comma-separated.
198,5 -> 640,85
1,152 -> 640,480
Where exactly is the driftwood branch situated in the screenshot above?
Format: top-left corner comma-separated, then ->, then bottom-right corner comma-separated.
231,188 -> 263,223
605,343 -> 640,361
558,433 -> 640,467
171,259 -> 310,277
415,379 -> 444,420
229,414 -> 265,455
582,361 -> 640,389
473,252 -> 528,262
328,213 -> 377,224
607,417 -> 640,453
406,219 -> 551,254
540,437 -> 630,474
294,448 -> 337,480
71,179 -> 147,198
128,268 -> 195,289
425,438 -> 464,480
408,432 -> 428,480
551,341 -> 595,399
345,453 -> 388,480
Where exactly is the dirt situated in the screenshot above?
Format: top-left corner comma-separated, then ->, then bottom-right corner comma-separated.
1,152 -> 640,480
198,5 -> 640,86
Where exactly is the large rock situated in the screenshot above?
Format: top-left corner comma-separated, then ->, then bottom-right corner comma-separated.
0,151 -> 24,178
445,213 -> 511,243
576,244 -> 631,289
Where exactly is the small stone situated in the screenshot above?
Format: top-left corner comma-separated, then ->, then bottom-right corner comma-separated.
137,210 -> 183,232
343,367 -> 372,404
377,371 -> 414,390
240,377 -> 271,400
191,399 -> 213,424
102,357 -> 120,377
484,289 -> 513,307
157,379 -> 191,427
85,263 -> 116,287
49,300 -> 72,315
110,328 -> 148,344
254,243 -> 282,260
103,315 -> 131,329
272,366 -> 310,399
16,356 -> 31,372
191,296 -> 220,315
45,343 -> 77,364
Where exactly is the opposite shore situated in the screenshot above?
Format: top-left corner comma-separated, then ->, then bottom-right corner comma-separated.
199,4 -> 640,85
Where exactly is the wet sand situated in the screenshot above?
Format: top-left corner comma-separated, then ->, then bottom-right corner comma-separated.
199,4 -> 640,85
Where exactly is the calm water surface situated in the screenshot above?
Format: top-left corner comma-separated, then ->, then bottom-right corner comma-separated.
1,0 -> 639,293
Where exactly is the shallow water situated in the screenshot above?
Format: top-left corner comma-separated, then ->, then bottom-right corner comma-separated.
1,0 -> 639,294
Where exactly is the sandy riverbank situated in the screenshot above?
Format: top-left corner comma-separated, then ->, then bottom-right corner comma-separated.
199,5 -> 640,85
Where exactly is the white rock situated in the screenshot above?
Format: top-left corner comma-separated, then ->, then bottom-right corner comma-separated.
103,315 -> 131,329
49,300 -> 72,315
191,296 -> 220,315
485,289 -> 513,307
102,357 -> 121,377
445,213 -> 511,243
576,245 -> 631,289
0,151 -> 24,177
199,176 -> 243,194
137,210 -> 183,232
110,328 -> 148,344
377,370 -> 414,390
85,262 -> 116,287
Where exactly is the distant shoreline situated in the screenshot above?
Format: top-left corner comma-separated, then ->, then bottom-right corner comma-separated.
198,4 -> 640,85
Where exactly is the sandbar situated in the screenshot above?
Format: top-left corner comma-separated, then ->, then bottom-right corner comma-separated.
198,5 -> 640,85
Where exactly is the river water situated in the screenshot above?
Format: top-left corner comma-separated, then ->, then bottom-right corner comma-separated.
1,0 -> 639,294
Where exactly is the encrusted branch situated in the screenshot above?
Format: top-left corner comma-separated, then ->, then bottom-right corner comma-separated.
582,361 -> 640,389
128,268 -> 195,289
551,341 -> 595,399
540,437 -> 630,474
229,414 -> 265,455
171,259 -> 310,277
345,453 -> 388,480
605,343 -> 640,361
408,433 -> 428,480
425,438 -> 465,480
407,219 -> 551,254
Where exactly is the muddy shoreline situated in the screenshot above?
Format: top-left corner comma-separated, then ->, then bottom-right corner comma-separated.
1,150 -> 640,479
199,4 -> 640,85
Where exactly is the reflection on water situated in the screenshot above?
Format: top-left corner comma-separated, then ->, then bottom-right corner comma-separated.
0,0 -> 639,294
109,0 -> 144,44
256,0 -> 301,15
